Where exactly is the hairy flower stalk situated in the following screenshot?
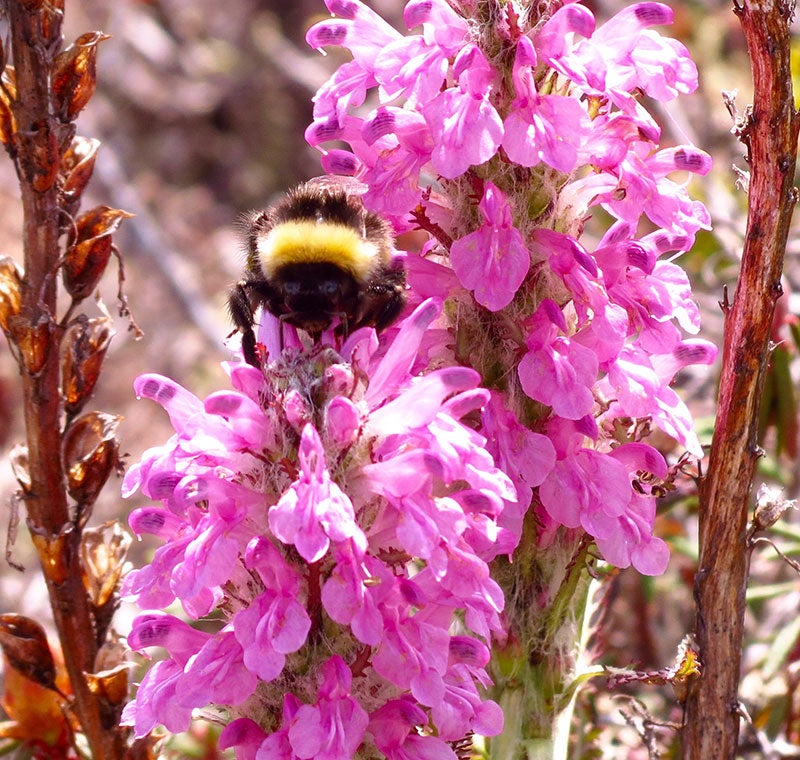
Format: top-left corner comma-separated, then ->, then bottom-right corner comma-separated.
300,0 -> 715,757
123,0 -> 715,757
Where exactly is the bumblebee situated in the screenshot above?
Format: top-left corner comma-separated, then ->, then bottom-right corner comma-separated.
228,177 -> 406,366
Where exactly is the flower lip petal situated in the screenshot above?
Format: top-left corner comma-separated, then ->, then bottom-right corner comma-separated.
320,149 -> 361,177
367,366 -> 480,433
404,0 -> 434,28
326,0 -> 358,19
134,374 -> 203,429
673,147 -> 712,175
633,2 -> 673,26
128,507 -> 183,539
365,298 -> 441,406
306,20 -> 349,50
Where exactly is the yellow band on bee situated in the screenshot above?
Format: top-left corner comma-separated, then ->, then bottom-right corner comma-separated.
256,220 -> 376,280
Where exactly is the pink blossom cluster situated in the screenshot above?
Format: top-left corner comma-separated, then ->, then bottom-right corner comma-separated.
122,301 -> 512,758
122,0 -> 717,755
305,0 -> 717,574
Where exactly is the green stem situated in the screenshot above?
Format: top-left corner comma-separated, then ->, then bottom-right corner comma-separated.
488,521 -> 596,759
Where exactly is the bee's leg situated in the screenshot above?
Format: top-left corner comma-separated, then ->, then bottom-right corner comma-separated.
332,312 -> 349,346
366,268 -> 407,331
227,281 -> 260,366
241,330 -> 259,367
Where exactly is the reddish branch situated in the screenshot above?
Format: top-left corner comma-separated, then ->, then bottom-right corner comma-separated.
4,2 -> 130,757
681,1 -> 800,758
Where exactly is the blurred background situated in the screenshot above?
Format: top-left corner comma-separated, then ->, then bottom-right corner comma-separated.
2,0 -> 800,756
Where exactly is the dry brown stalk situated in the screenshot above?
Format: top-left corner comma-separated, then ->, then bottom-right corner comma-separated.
681,1 -> 800,757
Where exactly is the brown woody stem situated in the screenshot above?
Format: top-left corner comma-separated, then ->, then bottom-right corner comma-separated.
681,1 -> 799,757
6,1 -> 127,757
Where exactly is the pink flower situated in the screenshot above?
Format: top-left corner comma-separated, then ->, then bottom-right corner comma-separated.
481,393 -> 556,553
518,299 -> 599,420
601,340 -> 717,456
539,2 -> 698,107
360,107 -> 433,219
256,696 -> 303,759
594,144 -> 712,240
287,657 -> 369,760
121,659 -> 190,737
306,0 -> 401,67
423,45 -> 503,178
502,36 -> 590,172
233,539 -> 312,681
123,613 -> 257,736
538,424 -> 673,573
431,637 -> 503,740
269,424 -> 366,563
369,699 -> 457,760
371,603 -> 451,705
220,718 -> 268,760
539,444 -> 632,534
179,630 -> 256,708
322,549 -> 386,646
373,0 -> 469,109
450,182 -> 529,310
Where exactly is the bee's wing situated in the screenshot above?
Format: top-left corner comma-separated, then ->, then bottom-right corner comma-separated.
304,174 -> 368,199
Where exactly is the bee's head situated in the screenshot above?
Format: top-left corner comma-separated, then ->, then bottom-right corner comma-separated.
272,261 -> 360,335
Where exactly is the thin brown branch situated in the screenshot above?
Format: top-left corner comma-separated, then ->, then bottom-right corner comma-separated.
681,1 -> 800,758
5,1 -> 127,757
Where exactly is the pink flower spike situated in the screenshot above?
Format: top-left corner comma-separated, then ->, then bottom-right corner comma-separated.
269,424 -> 366,562
450,182 -> 529,311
